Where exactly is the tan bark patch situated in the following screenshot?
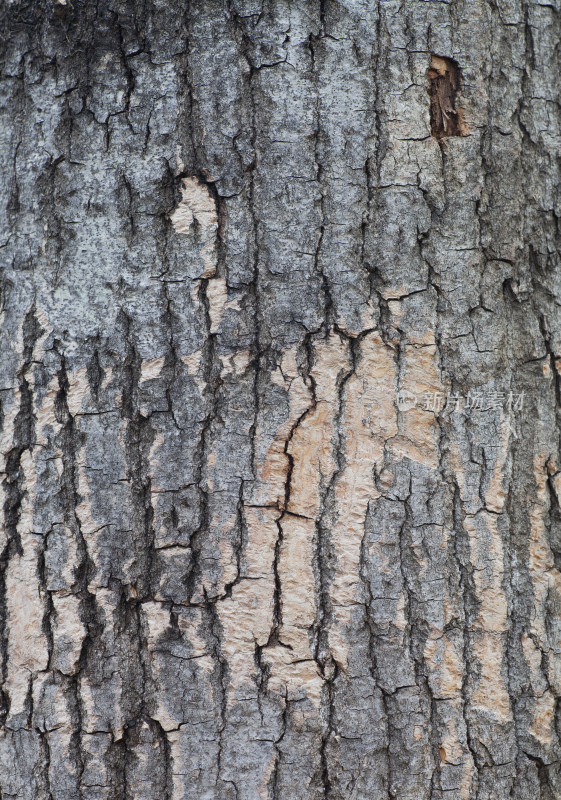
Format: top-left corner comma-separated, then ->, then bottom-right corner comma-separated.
170,176 -> 218,279
5,532 -> 48,720
140,356 -> 165,384
529,691 -> 556,746
217,507 -> 278,703
67,366 -> 90,417
484,416 -> 511,513
389,343 -> 443,468
424,635 -> 464,699
470,633 -> 511,722
287,333 -> 350,518
329,332 -> 396,668
51,594 -> 87,675
206,277 -> 241,334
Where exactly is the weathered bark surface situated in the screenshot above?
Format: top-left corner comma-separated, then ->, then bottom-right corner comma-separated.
1,1 -> 561,798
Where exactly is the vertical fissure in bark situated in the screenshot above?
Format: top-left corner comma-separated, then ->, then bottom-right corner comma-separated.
359,502 -> 391,797
452,479 -> 480,784
308,29 -> 333,330
184,273 -> 218,605
267,685 -> 288,800
312,332 -> 359,797
205,596 -> 229,795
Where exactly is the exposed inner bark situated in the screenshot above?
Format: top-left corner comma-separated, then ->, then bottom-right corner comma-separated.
428,55 -> 468,140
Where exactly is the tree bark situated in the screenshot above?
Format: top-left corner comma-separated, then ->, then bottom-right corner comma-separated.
1,1 -> 561,798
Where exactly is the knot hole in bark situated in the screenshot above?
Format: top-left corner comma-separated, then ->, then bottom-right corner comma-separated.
428,55 -> 469,140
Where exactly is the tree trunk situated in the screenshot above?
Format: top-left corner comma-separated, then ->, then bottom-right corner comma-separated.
1,1 -> 561,798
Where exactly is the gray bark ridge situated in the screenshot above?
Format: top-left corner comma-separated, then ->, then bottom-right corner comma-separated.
1,1 -> 561,799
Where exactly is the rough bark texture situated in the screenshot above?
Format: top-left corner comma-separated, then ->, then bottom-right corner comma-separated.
1,1 -> 561,798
